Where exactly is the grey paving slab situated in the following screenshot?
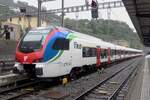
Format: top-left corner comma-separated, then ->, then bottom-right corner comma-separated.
141,56 -> 150,100
125,58 -> 144,100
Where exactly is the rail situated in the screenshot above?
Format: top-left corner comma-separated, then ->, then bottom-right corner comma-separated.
108,61 -> 138,100
0,55 -> 15,66
73,59 -> 138,100
0,80 -> 41,100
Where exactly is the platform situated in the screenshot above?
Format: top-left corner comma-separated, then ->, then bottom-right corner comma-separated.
0,73 -> 27,87
140,55 -> 150,100
125,56 -> 150,100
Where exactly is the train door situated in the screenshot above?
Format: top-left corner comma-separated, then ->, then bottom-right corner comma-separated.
108,48 -> 111,64
96,47 -> 101,68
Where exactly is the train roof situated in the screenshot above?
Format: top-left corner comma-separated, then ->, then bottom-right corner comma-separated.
59,26 -> 143,52
32,26 -> 142,52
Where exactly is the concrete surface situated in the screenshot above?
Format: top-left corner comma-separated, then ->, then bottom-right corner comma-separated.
126,56 -> 150,100
125,58 -> 144,100
140,56 -> 150,100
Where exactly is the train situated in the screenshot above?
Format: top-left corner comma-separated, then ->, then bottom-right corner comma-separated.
13,26 -> 143,79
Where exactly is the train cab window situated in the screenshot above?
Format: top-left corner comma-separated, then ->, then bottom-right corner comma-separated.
19,27 -> 53,53
19,33 -> 44,53
52,38 -> 69,50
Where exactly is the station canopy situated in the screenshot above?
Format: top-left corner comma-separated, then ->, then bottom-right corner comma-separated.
122,0 -> 150,46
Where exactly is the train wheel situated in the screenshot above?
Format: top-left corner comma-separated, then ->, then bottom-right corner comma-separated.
12,67 -> 20,74
69,69 -> 77,81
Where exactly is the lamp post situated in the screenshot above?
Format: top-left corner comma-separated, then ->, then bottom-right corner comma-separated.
107,8 -> 111,34
37,0 -> 42,27
26,15 -> 32,29
75,12 -> 79,30
37,0 -> 55,27
61,0 -> 64,27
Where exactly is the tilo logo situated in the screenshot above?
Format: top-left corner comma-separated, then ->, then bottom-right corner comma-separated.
24,56 -> 28,61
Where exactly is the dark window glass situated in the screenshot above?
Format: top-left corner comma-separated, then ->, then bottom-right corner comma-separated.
89,48 -> 92,57
121,50 -> 124,54
125,51 -> 128,54
52,38 -> 69,50
19,34 -> 43,53
116,50 -> 120,55
83,47 -> 90,57
113,50 -> 115,55
19,28 -> 52,53
19,41 -> 42,53
101,49 -> 107,58
82,47 -> 96,57
101,49 -> 108,59
92,48 -> 96,57
111,49 -> 115,57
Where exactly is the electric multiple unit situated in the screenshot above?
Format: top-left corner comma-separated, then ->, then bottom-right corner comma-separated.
14,26 -> 143,78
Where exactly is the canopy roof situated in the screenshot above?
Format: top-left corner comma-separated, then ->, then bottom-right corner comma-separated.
122,0 -> 150,46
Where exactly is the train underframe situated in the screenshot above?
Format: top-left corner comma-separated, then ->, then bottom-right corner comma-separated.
13,64 -> 37,79
13,56 -> 138,81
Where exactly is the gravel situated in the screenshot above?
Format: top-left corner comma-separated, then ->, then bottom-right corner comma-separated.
20,57 -> 142,100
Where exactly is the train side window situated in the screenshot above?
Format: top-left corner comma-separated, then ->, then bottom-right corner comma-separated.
111,49 -> 115,57
117,50 -> 120,55
83,47 -> 90,57
92,48 -> 96,57
52,38 -> 69,50
82,47 -> 96,57
113,50 -> 115,55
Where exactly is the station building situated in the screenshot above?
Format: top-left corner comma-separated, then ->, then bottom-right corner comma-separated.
0,14 -> 50,41
113,40 -> 129,47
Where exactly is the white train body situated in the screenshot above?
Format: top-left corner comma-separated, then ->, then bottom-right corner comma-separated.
14,26 -> 143,78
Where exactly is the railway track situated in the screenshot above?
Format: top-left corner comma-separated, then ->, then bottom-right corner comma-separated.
0,75 -> 60,100
0,79 -> 41,100
23,58 -> 140,100
0,60 -> 14,67
0,58 -> 141,100
0,55 -> 15,66
73,58 -> 140,100
0,55 -> 15,72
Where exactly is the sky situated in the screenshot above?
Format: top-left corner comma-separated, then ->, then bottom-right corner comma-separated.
14,0 -> 136,31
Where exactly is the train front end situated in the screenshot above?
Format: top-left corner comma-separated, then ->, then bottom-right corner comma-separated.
13,27 -> 53,78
